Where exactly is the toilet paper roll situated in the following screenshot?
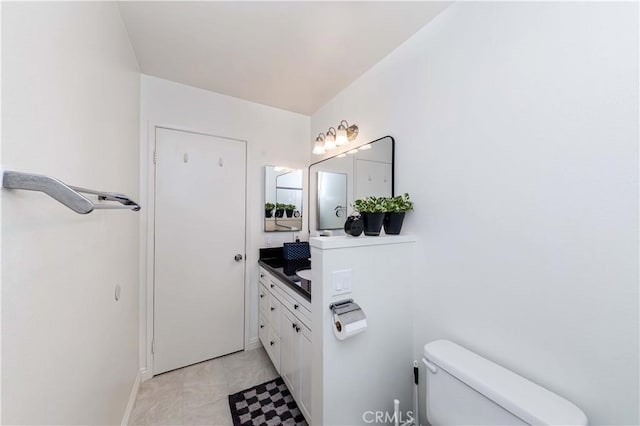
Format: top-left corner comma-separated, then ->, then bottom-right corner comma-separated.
333,310 -> 367,341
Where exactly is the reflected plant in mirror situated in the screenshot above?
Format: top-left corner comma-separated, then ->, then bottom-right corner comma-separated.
264,166 -> 303,232
309,136 -> 394,233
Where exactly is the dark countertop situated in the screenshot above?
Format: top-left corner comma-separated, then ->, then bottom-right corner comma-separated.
259,247 -> 311,302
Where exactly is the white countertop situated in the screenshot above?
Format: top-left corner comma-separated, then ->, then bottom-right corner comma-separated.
309,234 -> 417,250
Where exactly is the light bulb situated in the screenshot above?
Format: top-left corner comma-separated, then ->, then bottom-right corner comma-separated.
335,126 -> 348,146
337,153 -> 347,158
324,132 -> 337,151
313,141 -> 325,155
313,135 -> 326,155
358,144 -> 371,151
347,149 -> 359,155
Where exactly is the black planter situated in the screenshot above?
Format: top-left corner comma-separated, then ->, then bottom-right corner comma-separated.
275,208 -> 284,218
361,212 -> 385,236
384,212 -> 406,235
265,209 -> 274,218
285,209 -> 294,218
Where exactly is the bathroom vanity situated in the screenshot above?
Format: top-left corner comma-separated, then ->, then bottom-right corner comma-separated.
258,248 -> 312,422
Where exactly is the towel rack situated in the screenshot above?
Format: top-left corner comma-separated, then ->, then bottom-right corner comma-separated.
2,170 -> 141,214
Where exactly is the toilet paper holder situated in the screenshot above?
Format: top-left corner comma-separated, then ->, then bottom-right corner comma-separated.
329,298 -> 360,315
329,299 -> 366,335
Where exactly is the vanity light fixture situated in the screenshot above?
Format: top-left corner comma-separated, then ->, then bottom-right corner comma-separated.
312,120 -> 359,155
324,128 -> 337,151
337,153 -> 347,158
358,144 -> 371,151
313,133 -> 326,155
347,148 -> 359,155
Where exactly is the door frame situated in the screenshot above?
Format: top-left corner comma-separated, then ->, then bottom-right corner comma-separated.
141,123 -> 248,379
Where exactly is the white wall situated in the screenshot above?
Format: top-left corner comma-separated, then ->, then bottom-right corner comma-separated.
2,3 -> 140,424
311,2 -> 639,425
310,236 -> 417,426
139,76 -> 310,377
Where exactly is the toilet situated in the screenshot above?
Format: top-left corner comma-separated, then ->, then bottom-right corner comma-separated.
423,340 -> 588,425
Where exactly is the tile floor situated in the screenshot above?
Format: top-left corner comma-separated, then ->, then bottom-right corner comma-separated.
130,347 -> 279,425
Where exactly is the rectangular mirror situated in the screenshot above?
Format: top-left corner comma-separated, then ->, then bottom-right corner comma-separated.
264,166 -> 303,232
317,171 -> 347,230
309,136 -> 394,233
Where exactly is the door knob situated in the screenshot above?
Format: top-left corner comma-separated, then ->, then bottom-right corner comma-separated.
234,254 -> 243,262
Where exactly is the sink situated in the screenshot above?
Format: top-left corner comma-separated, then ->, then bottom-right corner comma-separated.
296,268 -> 312,281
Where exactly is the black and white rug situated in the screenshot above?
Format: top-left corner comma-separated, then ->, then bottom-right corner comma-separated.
228,377 -> 307,426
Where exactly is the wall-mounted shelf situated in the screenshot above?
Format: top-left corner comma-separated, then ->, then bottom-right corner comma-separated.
2,170 -> 141,214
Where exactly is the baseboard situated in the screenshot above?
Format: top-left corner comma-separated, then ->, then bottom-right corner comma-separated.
140,367 -> 153,382
245,336 -> 262,351
121,369 -> 142,426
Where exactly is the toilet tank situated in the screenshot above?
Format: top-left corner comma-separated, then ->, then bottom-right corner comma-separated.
423,340 -> 587,426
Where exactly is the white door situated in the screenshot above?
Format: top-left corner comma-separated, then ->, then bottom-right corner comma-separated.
154,127 -> 246,374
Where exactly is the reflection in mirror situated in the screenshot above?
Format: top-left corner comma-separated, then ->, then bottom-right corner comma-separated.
317,171 -> 347,230
264,166 -> 303,232
309,136 -> 394,233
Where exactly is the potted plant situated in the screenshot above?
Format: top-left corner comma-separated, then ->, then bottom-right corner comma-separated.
383,193 -> 413,235
285,204 -> 296,218
353,196 -> 387,236
275,203 -> 286,218
265,202 -> 275,218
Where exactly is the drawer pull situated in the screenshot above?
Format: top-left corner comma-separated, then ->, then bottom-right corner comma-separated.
260,273 -> 265,278
295,326 -> 301,333
260,294 -> 264,298
260,325 -> 264,329
292,323 -> 297,329
294,304 -> 299,310
270,307 -> 275,311
270,284 -> 275,288
270,341 -> 275,346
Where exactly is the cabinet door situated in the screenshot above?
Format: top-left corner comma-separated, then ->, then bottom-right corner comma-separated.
269,295 -> 281,335
258,310 -> 268,349
266,327 -> 280,373
280,308 -> 296,393
259,283 -> 269,315
298,325 -> 312,422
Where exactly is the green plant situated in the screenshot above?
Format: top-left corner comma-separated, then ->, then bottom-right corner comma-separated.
352,196 -> 387,213
286,204 -> 296,210
265,202 -> 275,211
276,203 -> 287,209
384,193 -> 414,212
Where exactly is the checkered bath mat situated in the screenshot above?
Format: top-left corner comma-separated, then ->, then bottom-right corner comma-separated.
228,377 -> 307,426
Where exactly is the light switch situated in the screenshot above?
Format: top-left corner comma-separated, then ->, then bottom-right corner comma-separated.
332,269 -> 352,295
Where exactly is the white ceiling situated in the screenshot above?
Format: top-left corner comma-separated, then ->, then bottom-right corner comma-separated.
118,2 -> 450,115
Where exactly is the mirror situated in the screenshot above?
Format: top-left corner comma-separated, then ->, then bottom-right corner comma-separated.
264,166 -> 303,232
317,171 -> 347,229
309,136 -> 394,232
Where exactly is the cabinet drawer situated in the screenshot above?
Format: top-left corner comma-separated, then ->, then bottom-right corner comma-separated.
274,286 -> 311,328
259,283 -> 269,314
259,267 -> 270,286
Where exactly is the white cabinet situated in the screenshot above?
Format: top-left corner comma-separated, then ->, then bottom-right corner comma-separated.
258,265 -> 312,423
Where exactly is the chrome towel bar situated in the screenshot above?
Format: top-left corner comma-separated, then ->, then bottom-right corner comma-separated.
2,170 -> 141,214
